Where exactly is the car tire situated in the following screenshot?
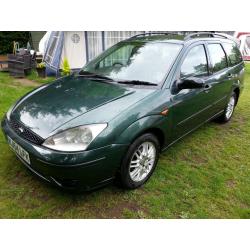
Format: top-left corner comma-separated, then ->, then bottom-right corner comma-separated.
119,133 -> 160,189
215,92 -> 237,123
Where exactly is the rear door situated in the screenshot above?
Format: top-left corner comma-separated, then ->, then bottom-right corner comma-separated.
222,41 -> 244,91
205,42 -> 232,113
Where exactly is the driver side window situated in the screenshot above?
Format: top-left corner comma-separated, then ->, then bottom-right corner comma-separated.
180,45 -> 208,79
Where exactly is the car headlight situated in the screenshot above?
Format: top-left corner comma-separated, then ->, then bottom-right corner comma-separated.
42,124 -> 107,152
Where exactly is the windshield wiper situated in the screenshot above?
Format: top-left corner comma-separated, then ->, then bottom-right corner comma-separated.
78,71 -> 157,86
117,80 -> 158,86
78,71 -> 114,81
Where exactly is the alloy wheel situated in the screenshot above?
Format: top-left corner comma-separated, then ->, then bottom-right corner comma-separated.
129,142 -> 156,182
225,95 -> 235,120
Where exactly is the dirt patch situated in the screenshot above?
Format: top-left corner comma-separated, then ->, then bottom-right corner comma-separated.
179,151 -> 208,165
79,201 -> 147,219
226,179 -> 237,188
11,170 -> 25,186
234,114 -> 247,125
101,201 -> 146,218
13,78 -> 41,87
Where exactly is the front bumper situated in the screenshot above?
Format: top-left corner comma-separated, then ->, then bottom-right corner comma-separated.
1,117 -> 128,191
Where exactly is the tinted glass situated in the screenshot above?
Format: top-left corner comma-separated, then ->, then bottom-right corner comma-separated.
180,45 -> 208,78
83,42 -> 182,84
207,44 -> 227,72
223,43 -> 242,66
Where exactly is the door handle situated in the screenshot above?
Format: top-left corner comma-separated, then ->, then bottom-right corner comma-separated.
203,84 -> 212,92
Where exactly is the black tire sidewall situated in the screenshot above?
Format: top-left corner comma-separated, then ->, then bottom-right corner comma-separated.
120,133 -> 160,189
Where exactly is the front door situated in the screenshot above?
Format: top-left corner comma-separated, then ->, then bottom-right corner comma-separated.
170,43 -> 214,140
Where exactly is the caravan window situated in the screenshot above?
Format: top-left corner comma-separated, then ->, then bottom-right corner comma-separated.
222,43 -> 243,66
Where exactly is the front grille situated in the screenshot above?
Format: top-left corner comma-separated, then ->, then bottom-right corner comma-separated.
8,118 -> 44,145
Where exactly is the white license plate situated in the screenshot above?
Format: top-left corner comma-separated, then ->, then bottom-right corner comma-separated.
7,136 -> 30,165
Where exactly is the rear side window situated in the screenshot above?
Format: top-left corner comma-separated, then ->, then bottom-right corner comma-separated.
207,44 -> 227,73
223,43 -> 243,66
180,45 -> 208,78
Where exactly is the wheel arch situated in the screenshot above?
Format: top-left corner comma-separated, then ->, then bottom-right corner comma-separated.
115,115 -> 167,150
233,87 -> 240,105
134,127 -> 165,149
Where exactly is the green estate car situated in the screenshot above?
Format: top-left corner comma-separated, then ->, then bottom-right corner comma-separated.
1,32 -> 245,191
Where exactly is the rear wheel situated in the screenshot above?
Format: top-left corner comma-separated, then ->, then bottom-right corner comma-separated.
119,133 -> 160,189
215,93 -> 236,123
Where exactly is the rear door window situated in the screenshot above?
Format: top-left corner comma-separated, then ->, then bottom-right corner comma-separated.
222,43 -> 243,66
180,45 -> 208,79
207,44 -> 228,73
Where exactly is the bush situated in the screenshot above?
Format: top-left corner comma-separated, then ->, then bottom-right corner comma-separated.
0,32 -> 30,54
62,58 -> 70,76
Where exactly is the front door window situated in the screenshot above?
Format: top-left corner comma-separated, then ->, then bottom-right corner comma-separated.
180,45 -> 208,79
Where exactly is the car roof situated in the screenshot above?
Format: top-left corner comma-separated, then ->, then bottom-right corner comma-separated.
124,33 -> 238,46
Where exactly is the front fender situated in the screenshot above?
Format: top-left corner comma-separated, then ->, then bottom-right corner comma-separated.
115,115 -> 168,145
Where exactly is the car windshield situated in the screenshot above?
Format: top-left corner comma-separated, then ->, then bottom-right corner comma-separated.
81,41 -> 182,85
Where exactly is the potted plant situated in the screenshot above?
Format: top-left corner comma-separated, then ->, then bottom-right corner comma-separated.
36,62 -> 46,78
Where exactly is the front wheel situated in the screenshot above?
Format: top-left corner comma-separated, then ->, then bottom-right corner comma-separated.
215,93 -> 237,123
119,133 -> 160,189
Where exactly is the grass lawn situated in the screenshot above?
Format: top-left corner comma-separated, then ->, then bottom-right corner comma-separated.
0,66 -> 249,219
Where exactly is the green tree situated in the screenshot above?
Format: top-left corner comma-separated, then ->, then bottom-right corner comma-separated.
0,31 -> 30,54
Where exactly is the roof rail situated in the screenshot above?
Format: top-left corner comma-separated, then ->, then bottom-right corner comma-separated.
184,32 -> 239,44
128,32 -> 182,39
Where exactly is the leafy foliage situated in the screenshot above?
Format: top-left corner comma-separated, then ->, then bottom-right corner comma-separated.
62,58 -> 70,76
0,32 -> 30,54
37,62 -> 46,69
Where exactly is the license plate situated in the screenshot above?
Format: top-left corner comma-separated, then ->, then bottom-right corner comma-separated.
7,136 -> 30,165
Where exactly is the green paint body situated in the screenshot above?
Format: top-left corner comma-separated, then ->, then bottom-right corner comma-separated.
1,36 -> 245,190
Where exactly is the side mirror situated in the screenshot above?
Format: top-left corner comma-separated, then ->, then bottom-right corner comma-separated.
177,77 -> 205,90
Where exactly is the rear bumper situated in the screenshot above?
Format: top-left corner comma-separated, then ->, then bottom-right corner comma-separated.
1,117 -> 128,191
